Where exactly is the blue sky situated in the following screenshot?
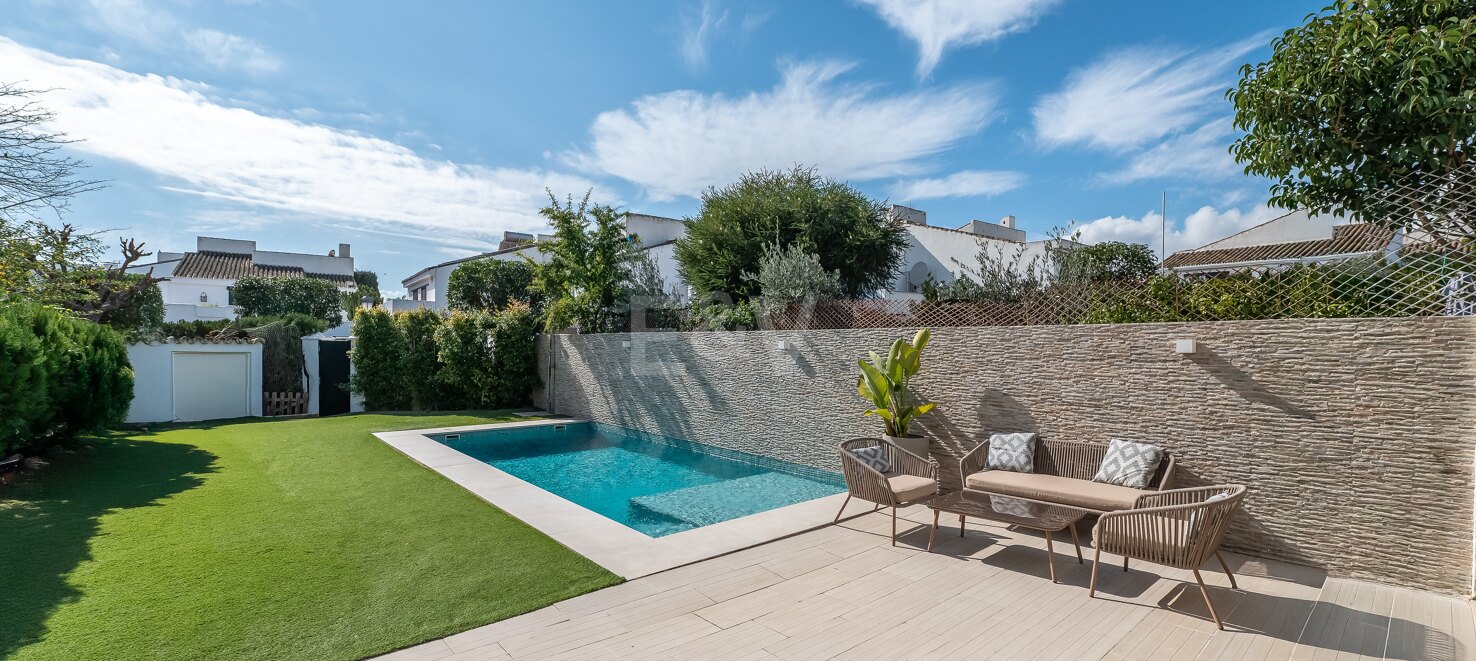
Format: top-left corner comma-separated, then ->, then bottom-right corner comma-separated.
4,0 -> 1322,294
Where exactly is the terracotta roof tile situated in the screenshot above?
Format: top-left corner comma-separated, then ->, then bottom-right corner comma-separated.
173,251 -> 354,286
1162,224 -> 1396,269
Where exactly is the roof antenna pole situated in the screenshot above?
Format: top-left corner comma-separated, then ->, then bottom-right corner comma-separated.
1160,190 -> 1167,260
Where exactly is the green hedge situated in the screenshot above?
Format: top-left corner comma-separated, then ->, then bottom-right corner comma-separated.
232,276 -> 344,326
349,304 -> 540,411
0,303 -> 134,455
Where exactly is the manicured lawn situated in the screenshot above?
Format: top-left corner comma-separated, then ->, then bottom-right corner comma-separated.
0,413 -> 621,661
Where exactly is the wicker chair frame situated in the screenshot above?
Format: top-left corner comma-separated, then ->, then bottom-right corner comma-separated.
958,437 -> 1176,512
1090,484 -> 1248,629
835,437 -> 939,546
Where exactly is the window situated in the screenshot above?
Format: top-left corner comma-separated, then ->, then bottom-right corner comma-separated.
226,287 -> 234,305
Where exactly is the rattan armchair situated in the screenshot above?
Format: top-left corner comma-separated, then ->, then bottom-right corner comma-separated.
835,437 -> 939,546
1089,484 -> 1247,629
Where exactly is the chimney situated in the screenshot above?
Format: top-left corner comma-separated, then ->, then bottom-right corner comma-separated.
889,205 -> 927,225
338,243 -> 351,259
1000,215 -> 1016,229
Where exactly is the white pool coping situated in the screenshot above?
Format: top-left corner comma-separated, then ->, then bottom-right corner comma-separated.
373,418 -> 849,579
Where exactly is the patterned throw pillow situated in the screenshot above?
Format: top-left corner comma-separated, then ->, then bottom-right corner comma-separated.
1092,438 -> 1165,488
849,445 -> 891,472
990,495 -> 1039,519
986,432 -> 1036,473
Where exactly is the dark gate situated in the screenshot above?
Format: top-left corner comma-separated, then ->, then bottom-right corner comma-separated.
317,339 -> 352,416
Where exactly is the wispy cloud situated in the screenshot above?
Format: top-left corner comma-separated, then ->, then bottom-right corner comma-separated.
0,38 -> 608,239
567,59 -> 998,200
72,0 -> 281,74
1033,36 -> 1263,151
892,170 -> 1024,201
678,0 -> 729,71
1073,203 -> 1283,258
856,0 -> 1060,78
183,29 -> 281,75
1099,118 -> 1241,185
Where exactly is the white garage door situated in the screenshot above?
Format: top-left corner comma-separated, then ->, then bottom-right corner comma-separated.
172,352 -> 251,421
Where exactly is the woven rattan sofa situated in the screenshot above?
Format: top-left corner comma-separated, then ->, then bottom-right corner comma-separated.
959,437 -> 1176,514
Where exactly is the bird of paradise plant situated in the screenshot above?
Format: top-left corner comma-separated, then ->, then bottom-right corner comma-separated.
856,328 -> 935,437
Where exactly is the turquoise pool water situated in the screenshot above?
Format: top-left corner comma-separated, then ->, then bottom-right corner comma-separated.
433,422 -> 844,537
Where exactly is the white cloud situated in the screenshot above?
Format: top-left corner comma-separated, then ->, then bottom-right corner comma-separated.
857,0 -> 1060,78
1033,36 -> 1262,151
0,38 -> 607,238
183,29 -> 281,75
568,60 -> 997,200
892,170 -> 1024,201
678,0 -> 728,71
72,0 -> 280,75
1073,203 -> 1284,258
1100,118 -> 1240,185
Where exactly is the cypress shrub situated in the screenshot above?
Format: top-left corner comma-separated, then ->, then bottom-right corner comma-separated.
489,301 -> 541,408
396,309 -> 445,410
0,305 -> 50,453
0,303 -> 134,454
435,311 -> 496,408
347,308 -> 406,411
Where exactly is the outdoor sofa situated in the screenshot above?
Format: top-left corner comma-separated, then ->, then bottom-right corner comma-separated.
959,437 -> 1176,513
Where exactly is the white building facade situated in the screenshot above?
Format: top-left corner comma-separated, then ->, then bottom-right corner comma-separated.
128,237 -> 358,321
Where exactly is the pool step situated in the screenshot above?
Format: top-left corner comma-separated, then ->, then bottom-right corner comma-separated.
628,472 -> 841,528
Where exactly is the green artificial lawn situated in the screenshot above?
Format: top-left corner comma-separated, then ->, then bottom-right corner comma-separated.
0,413 -> 621,661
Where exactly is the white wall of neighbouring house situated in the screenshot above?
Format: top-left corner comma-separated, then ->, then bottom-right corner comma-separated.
125,340 -> 263,423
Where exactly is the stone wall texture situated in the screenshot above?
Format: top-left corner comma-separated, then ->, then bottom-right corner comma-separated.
538,317 -> 1476,594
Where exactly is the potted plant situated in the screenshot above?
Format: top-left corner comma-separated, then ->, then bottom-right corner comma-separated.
856,328 -> 936,458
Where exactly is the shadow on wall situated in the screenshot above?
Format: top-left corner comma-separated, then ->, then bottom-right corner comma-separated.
0,432 -> 218,657
1187,348 -> 1317,420
916,388 -> 1039,492
569,337 -> 732,444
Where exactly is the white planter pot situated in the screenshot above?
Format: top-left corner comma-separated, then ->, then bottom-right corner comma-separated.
884,433 -> 929,459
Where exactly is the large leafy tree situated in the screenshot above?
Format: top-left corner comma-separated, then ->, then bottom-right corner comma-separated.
674,166 -> 908,300
446,258 -> 537,312
1229,0 -> 1476,234
530,192 -> 643,333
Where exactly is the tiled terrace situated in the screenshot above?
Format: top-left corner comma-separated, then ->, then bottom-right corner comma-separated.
379,505 -> 1476,661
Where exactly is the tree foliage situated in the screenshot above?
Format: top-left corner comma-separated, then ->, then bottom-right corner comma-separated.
0,83 -> 103,225
749,243 -> 841,313
347,308 -> 405,411
530,192 -> 644,333
0,302 -> 133,454
447,258 -> 537,312
674,166 -> 908,300
1229,0 -> 1476,229
397,308 -> 445,410
488,301 -> 540,408
435,310 -> 497,408
231,276 -> 344,326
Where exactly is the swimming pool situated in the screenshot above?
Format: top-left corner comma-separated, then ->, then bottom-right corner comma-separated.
432,422 -> 844,537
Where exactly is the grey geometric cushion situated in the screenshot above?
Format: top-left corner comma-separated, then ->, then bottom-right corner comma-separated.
849,445 -> 891,472
1092,438 -> 1165,488
990,495 -> 1039,518
986,432 -> 1036,473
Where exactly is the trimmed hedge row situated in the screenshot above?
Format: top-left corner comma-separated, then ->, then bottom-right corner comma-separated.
0,303 -> 134,454
348,303 -> 540,411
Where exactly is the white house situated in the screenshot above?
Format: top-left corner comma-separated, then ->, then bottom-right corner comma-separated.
128,236 -> 358,321
395,213 -> 687,311
1161,210 -> 1400,274
886,205 -> 1067,299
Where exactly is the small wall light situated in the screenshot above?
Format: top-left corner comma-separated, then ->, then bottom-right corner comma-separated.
776,340 -> 789,351
620,340 -> 631,349
1174,338 -> 1197,354
199,292 -> 208,303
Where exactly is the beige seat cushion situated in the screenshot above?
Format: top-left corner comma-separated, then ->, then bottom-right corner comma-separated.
964,470 -> 1143,512
883,472 -> 937,502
